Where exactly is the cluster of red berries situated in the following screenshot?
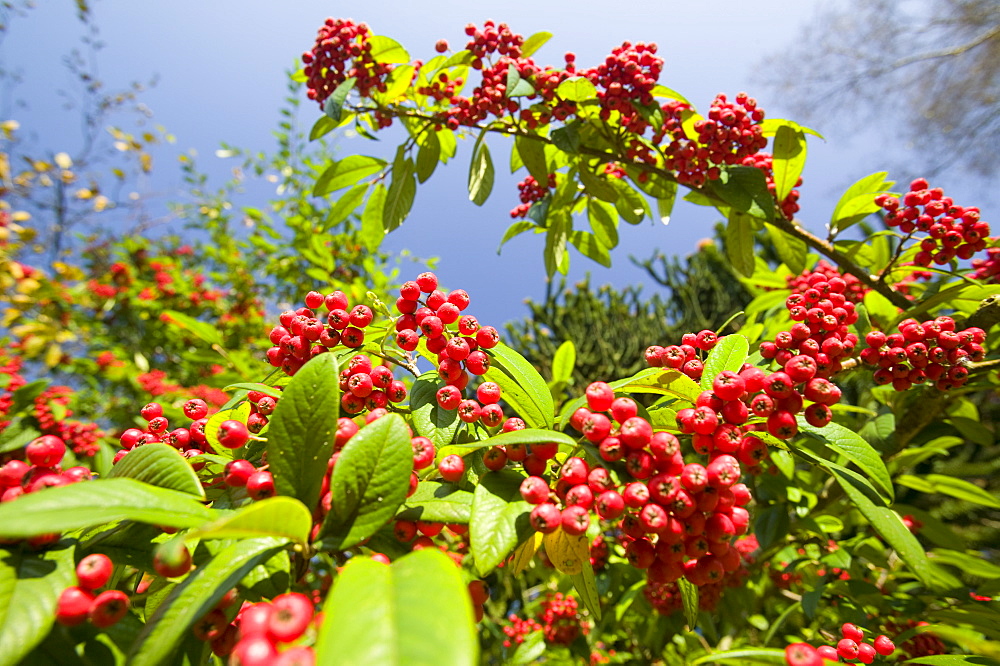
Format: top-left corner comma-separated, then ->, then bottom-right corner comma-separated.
338,353 -> 409,415
394,272 -> 503,420
227,593 -> 318,666
502,593 -> 589,648
303,18 -> 394,106
222,457 -> 275,501
883,619 -> 946,658
55,553 -> 130,629
510,173 -> 556,218
116,398 -> 232,466
32,385 -> 102,457
643,534 -> 756,614
581,41 -> 662,131
876,178 -> 989,267
1,435 -> 93,545
785,261 -> 868,304
859,316 -> 985,391
741,151 -> 802,220
785,624 -> 895,665
970,244 -> 1000,282
657,93 -> 768,188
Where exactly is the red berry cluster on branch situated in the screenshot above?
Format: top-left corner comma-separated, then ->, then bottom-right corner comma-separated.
643,534 -> 756,614
883,619 -> 946,659
876,178 -> 989,267
582,41 -> 662,131
502,593 -> 589,648
859,316 -> 984,391
303,18 -> 394,106
970,244 -> 1000,282
785,623 -> 896,665
227,593 -> 318,665
510,173 -> 556,218
785,260 -> 868,304
55,554 -> 130,629
116,398 -> 222,467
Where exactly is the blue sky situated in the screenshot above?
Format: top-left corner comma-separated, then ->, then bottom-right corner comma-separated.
3,0 -> 995,327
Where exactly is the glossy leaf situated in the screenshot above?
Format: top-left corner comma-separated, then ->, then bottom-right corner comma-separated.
520,31 -> 552,58
544,210 -> 570,276
690,649 -> 786,665
897,474 -> 1000,509
107,443 -> 204,498
904,658 -> 1000,666
484,343 -> 555,429
322,77 -> 356,123
725,211 -> 756,277
515,134 -> 548,184
397,482 -> 473,524
558,368 -> 700,428
0,479 -> 213,538
323,183 -> 369,230
367,35 -> 410,63
569,564 -> 602,622
551,340 -> 576,386
361,183 -> 388,252
415,130 -> 440,183
709,166 -> 774,221
543,528 -> 589,574
453,427 -> 577,452
579,165 -> 619,203
127,538 -> 288,666
765,222 -> 807,274
569,230 -> 611,267
657,185 -> 677,225
0,540 -> 76,666
314,155 -> 385,197
929,548 -> 1000,579
701,334 -> 750,390
830,171 -> 893,234
384,157 -> 416,232
587,198 -> 619,249
612,179 -> 646,224
0,418 -> 41,454
315,549 -> 478,666
470,470 -> 533,577
771,122 -> 807,201
410,373 -> 460,448
498,220 -> 537,252
505,65 -> 536,97
309,114 -> 338,141
321,413 -> 412,550
186,496 -> 312,546
556,76 -> 597,102
468,138 -> 494,206
678,577 -> 699,629
266,353 -> 340,512
222,382 -> 282,398
161,310 -> 222,347
799,419 -> 894,501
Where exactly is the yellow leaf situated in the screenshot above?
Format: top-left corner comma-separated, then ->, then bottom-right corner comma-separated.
93,195 -> 110,212
75,188 -> 94,200
11,211 -> 30,222
44,344 -> 62,368
54,152 -> 73,169
542,528 -> 589,575
510,532 -> 543,575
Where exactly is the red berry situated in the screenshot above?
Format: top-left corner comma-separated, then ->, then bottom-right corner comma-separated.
153,544 -> 193,578
89,590 -> 130,628
76,553 -> 113,591
246,470 -> 275,501
873,635 -> 895,656
837,638 -> 859,660
268,592 -> 314,643
438,454 -> 465,483
529,503 -> 561,533
784,643 -> 822,666
217,420 -> 251,449
520,476 -> 550,504
585,381 -> 615,412
56,586 -> 95,626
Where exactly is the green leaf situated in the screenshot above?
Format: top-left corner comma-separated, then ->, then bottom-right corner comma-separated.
551,341 -> 576,385
467,139 -> 494,206
556,76 -> 598,102
551,124 -> 580,153
384,157 -> 416,232
315,549 -> 478,666
505,65 -> 536,98
690,649 -> 787,665
799,419 -> 894,501
725,211 -> 756,277
469,471 -> 533,577
830,171 -> 893,234
897,474 -> 1000,509
765,222 -> 807,274
0,540 -> 76,666
323,77 -> 356,123
186,496 -> 312,546
904,658 -> 1000,666
800,449 -> 961,591
657,185 -> 678,225
579,165 -> 620,203
415,130 -> 440,183
320,413 -> 412,550
511,631 -> 546,664
677,577 -> 699,628
314,155 -> 386,197
569,565 -> 602,622
223,382 -> 282,398
709,166 -> 774,221
375,64 -> 414,103
587,199 -> 619,249
569,230 -> 611,267
309,114 -> 338,141
612,179 -> 646,224
160,310 -> 222,347
398,482 -> 473,524
323,183 -> 369,231
0,479 -> 213,539
367,35 -> 410,64
410,373 -> 460,448
701,334 -> 750,389
454,428 -> 578,452
484,343 -> 555,429
266,353 -> 341,512
0,418 -> 41,454
520,31 -> 552,59
127,538 -> 288,666
771,123 -> 807,201
498,220 -> 537,252
107,443 -> 204,498
929,548 -> 1000,579
544,211 -> 570,276
515,135 -> 548,184
361,183 -> 388,252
